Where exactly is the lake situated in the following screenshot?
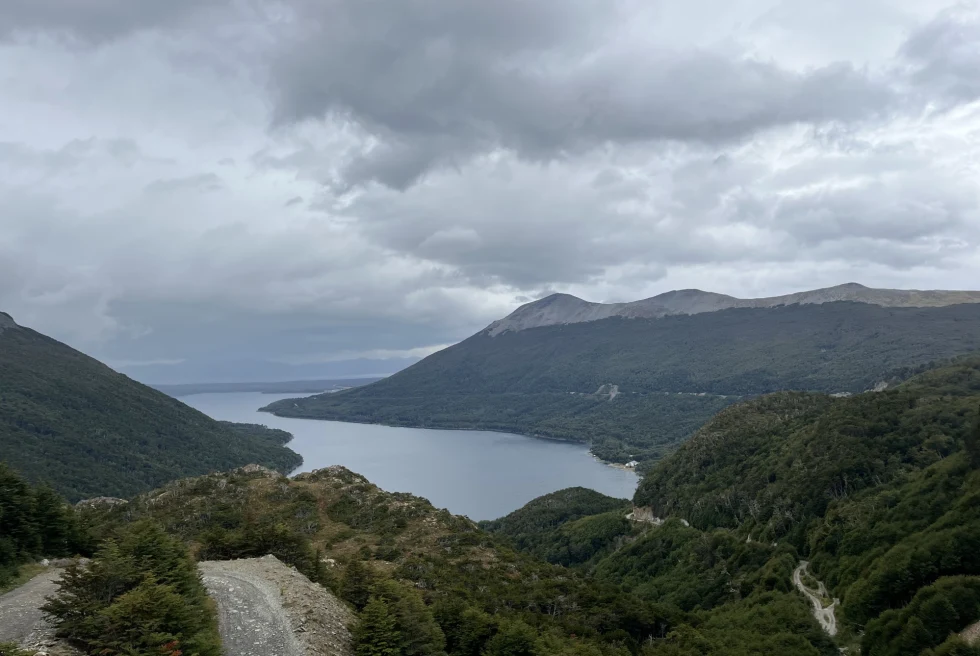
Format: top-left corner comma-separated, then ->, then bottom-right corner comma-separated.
182,392 -> 638,521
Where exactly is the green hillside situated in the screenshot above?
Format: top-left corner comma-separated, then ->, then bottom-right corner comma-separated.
264,302 -> 980,463
484,358 -> 980,655
77,463 -> 837,656
0,315 -> 301,501
479,488 -> 632,567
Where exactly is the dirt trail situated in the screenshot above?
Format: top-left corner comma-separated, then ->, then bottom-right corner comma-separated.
793,561 -> 838,637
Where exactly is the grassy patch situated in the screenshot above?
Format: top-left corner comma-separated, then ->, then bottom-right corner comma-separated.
0,563 -> 46,596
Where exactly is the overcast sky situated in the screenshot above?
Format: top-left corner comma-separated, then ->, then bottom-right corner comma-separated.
2,0 -> 979,383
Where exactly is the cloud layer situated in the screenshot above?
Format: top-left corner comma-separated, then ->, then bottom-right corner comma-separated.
1,0 -> 979,381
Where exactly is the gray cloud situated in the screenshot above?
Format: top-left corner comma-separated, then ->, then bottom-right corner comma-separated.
900,6 -> 980,103
0,0 -> 224,41
1,0 -> 980,384
144,173 -> 224,194
270,0 -> 898,188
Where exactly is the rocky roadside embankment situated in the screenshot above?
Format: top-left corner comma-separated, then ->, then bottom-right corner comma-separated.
200,555 -> 354,656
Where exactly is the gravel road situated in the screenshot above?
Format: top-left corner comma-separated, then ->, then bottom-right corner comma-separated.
201,556 -> 354,656
0,557 -> 352,656
793,560 -> 838,637
0,569 -> 62,646
201,562 -> 304,656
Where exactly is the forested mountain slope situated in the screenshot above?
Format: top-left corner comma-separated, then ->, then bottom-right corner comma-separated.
484,358 -> 980,655
0,314 -> 301,501
73,463 -> 837,656
265,295 -> 980,463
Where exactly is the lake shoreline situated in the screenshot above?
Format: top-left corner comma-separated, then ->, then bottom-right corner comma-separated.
185,392 -> 638,520
259,407 -> 636,470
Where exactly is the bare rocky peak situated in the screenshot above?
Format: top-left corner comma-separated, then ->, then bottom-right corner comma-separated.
0,311 -> 17,334
486,283 -> 980,336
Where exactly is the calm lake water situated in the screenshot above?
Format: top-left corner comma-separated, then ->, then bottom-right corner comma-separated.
182,392 -> 637,521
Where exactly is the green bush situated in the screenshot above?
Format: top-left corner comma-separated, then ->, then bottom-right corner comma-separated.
42,521 -> 220,656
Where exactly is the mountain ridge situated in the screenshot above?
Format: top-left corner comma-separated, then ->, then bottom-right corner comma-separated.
0,312 -> 302,500
0,311 -> 18,333
487,283 -> 980,335
265,300 -> 980,465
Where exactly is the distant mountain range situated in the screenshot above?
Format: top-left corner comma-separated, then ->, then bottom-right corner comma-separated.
153,378 -> 382,397
264,284 -> 980,464
0,312 -> 302,501
487,283 -> 980,335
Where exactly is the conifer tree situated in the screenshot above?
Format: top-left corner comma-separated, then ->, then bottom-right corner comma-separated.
967,406 -> 980,468
32,484 -> 72,557
371,579 -> 446,656
342,559 -> 375,610
354,596 -> 401,656
42,521 -> 221,656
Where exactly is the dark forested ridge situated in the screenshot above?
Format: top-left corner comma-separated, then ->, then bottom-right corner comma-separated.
264,301 -> 980,463
0,315 -> 301,501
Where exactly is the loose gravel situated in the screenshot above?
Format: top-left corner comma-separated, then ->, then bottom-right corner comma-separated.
200,556 -> 354,656
0,568 -> 81,655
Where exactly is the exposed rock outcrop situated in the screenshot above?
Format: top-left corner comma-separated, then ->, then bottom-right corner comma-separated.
75,496 -> 128,509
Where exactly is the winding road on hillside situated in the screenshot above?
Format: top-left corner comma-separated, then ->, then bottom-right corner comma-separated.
0,557 -> 352,656
793,560 -> 839,637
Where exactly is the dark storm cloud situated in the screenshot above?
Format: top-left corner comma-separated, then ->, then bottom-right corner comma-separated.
269,0 -> 896,189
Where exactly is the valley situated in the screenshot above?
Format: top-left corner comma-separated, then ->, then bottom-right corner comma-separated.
3,289 -> 980,656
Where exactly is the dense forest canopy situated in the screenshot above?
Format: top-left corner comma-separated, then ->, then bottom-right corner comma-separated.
0,318 -> 301,501
480,357 -> 980,655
